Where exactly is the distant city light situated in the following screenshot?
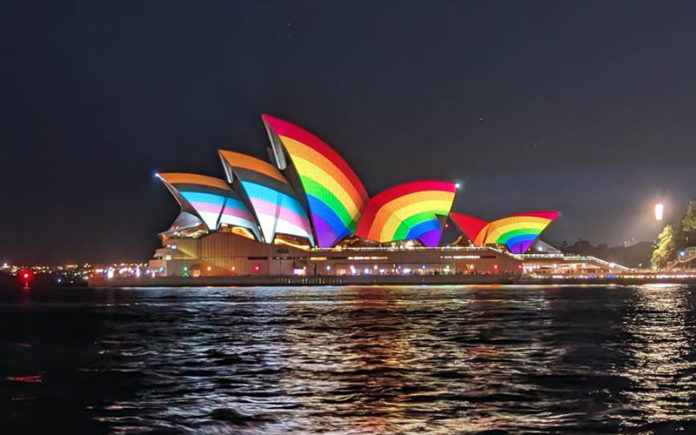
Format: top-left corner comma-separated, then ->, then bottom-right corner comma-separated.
654,203 -> 664,221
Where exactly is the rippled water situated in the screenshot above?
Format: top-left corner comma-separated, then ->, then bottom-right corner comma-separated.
1,285 -> 696,433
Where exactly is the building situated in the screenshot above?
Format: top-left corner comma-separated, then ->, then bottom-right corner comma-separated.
149,230 -> 523,277
147,114 -> 606,278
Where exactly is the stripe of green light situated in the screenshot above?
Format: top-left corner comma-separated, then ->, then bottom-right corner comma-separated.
496,228 -> 542,243
300,176 -> 355,227
392,211 -> 439,240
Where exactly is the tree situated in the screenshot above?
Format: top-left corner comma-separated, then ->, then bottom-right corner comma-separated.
678,200 -> 696,250
651,224 -> 677,269
681,201 -> 696,233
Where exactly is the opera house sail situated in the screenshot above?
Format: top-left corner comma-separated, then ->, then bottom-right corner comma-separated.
450,211 -> 561,254
262,115 -> 369,248
356,181 -> 458,247
156,172 -> 261,240
219,150 -> 314,246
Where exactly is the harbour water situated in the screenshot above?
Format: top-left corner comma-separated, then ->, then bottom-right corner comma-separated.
1,285 -> 696,433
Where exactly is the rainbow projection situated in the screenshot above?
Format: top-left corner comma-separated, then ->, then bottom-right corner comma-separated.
156,115 -> 562,253
219,150 -> 314,245
156,172 -> 260,238
262,114 -> 369,248
450,211 -> 561,254
356,181 -> 458,247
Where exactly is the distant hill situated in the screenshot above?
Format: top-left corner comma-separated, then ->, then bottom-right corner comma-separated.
560,240 -> 654,269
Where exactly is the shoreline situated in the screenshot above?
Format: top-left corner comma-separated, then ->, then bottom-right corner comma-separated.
87,274 -> 696,288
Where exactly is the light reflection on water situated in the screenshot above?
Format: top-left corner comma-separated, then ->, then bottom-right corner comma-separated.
1,285 -> 696,433
615,285 -> 696,428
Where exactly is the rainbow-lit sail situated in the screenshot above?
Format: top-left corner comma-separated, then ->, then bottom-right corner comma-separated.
219,150 -> 314,245
262,115 -> 369,248
156,172 -> 260,239
450,211 -> 560,254
356,181 -> 458,247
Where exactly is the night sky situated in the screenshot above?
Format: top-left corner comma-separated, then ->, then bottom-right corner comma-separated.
3,1 -> 696,264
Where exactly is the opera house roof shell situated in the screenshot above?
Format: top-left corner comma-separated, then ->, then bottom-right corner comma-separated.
156,115 -> 560,253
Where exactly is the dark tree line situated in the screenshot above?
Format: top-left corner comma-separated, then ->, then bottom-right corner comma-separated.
651,201 -> 696,269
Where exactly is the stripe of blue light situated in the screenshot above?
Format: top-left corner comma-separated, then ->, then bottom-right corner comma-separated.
179,191 -> 225,206
405,219 -> 441,240
506,234 -> 537,253
307,195 -> 348,239
242,181 -> 308,217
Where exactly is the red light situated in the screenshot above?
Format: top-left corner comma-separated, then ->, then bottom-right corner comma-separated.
253,265 -> 260,272
19,269 -> 33,288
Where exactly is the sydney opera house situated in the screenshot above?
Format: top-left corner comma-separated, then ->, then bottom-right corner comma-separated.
147,115 -> 614,280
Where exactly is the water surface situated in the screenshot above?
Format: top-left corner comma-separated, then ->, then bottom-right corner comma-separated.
1,285 -> 696,433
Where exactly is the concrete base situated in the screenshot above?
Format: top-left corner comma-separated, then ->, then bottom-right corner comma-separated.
89,274 -> 518,288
